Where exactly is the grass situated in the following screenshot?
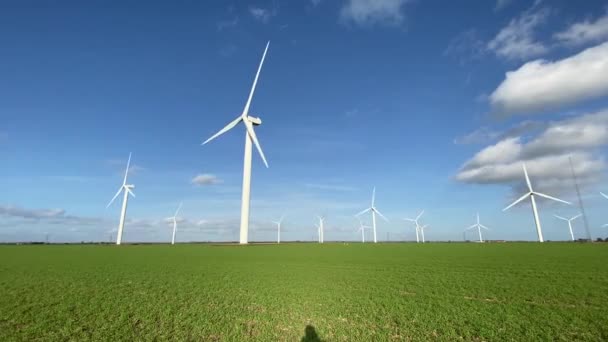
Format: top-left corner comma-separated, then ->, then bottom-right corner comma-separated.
0,243 -> 607,341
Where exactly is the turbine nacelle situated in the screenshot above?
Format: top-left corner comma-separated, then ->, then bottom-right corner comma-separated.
247,116 -> 262,125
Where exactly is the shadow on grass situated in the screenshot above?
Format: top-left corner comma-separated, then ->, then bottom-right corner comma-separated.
301,325 -> 322,342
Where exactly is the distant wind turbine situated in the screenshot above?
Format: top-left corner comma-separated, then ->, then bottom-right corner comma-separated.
106,153 -> 136,245
201,41 -> 271,245
465,213 -> 489,243
503,163 -> 570,242
404,210 -> 424,243
419,224 -> 429,243
315,216 -> 325,243
356,187 -> 388,243
272,215 -> 285,244
356,218 -> 370,243
554,214 -> 581,241
168,202 -> 183,245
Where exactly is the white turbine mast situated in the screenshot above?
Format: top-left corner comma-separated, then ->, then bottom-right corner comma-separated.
314,215 -> 325,243
168,202 -> 183,245
106,152 -> 136,245
356,217 -> 370,243
404,210 -> 424,243
356,187 -> 388,243
554,213 -> 581,241
272,214 -> 285,244
465,213 -> 489,243
503,163 -> 571,242
201,41 -> 271,245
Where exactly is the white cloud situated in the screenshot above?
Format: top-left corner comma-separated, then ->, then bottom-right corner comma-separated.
444,29 -> 485,65
217,17 -> 238,31
339,0 -> 410,27
249,6 -> 277,23
489,42 -> 608,116
495,0 -> 513,11
454,121 -> 548,145
0,205 -> 65,219
191,173 -> 222,186
487,4 -> 549,60
455,109 -> 608,194
554,13 -> 608,46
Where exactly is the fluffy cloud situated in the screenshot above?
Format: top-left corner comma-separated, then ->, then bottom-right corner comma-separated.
0,205 -> 66,219
455,110 -> 608,194
339,0 -> 410,27
554,13 -> 608,46
454,121 -> 549,145
489,42 -> 608,116
495,0 -> 513,11
487,3 -> 549,60
191,174 -> 222,186
249,6 -> 277,23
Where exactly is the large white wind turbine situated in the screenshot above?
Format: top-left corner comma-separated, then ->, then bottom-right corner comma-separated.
201,41 -> 271,245
404,210 -> 424,243
356,187 -> 388,243
314,216 -> 325,243
554,214 -> 581,241
356,218 -> 370,243
168,202 -> 183,245
106,153 -> 136,245
503,163 -> 571,242
418,224 -> 429,243
465,213 -> 489,243
272,215 -> 285,244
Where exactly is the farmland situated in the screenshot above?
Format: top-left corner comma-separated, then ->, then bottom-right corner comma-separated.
0,243 -> 607,341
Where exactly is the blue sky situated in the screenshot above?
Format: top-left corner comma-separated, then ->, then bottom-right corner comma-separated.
2,0 -> 608,243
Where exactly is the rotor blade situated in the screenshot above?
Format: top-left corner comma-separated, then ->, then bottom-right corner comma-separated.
174,202 -> 183,216
374,208 -> 389,222
534,192 -> 571,205
416,210 -> 425,221
601,192 -> 608,200
503,192 -> 530,211
106,187 -> 123,208
244,119 -> 269,168
242,41 -> 270,118
127,188 -> 136,198
202,116 -> 242,145
603,223 -> 608,227
356,208 -> 371,216
553,214 -> 567,221
466,224 -> 477,230
371,186 -> 376,206
571,214 -> 582,221
480,224 -> 490,230
122,152 -> 132,186
522,163 -> 533,192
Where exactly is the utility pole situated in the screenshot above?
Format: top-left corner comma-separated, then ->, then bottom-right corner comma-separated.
569,156 -> 592,241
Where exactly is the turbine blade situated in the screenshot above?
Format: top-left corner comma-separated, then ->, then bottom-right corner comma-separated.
466,224 -> 476,230
174,202 -> 183,216
553,214 -> 567,221
242,41 -> 270,117
106,187 -> 123,208
374,209 -> 389,222
123,152 -> 132,186
534,192 -> 571,205
244,119 -> 269,168
416,210 -> 425,221
202,116 -> 242,145
601,192 -> 608,200
403,218 -> 415,222
356,208 -> 371,216
480,224 -> 490,230
571,214 -> 582,221
371,187 -> 376,206
522,163 -> 533,192
503,192 -> 530,211
127,188 -> 136,198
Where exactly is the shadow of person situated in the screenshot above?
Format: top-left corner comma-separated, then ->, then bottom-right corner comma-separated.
301,325 -> 322,342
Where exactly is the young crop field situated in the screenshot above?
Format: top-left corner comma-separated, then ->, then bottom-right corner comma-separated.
0,243 -> 607,341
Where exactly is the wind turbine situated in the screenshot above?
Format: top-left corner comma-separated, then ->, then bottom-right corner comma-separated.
503,163 -> 571,242
201,41 -> 271,245
418,224 -> 429,243
168,202 -> 183,245
465,213 -> 490,243
404,210 -> 424,243
356,218 -> 370,243
272,215 -> 285,244
356,187 -> 388,243
554,214 -> 581,241
106,153 -> 136,245
315,216 -> 325,243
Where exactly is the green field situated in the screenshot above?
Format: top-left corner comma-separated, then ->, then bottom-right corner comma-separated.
0,243 -> 607,341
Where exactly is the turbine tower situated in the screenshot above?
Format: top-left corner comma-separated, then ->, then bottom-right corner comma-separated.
168,202 -> 183,245
314,216 -> 325,243
107,153 -> 136,245
356,187 -> 388,243
356,218 -> 370,243
554,214 -> 581,241
503,163 -> 571,242
404,210 -> 424,243
418,224 -> 429,243
201,42 -> 271,245
465,213 -> 489,243
272,215 -> 285,244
